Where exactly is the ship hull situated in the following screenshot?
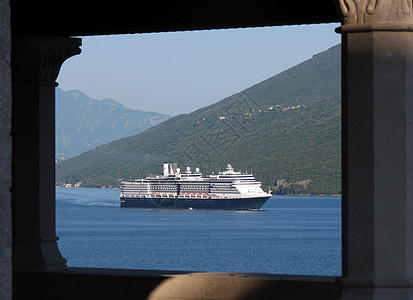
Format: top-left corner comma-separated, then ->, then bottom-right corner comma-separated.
120,196 -> 270,210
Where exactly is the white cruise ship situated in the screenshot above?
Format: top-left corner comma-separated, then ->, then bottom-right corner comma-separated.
120,162 -> 271,210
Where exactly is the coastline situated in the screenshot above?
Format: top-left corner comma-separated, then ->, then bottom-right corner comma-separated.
57,186 -> 341,197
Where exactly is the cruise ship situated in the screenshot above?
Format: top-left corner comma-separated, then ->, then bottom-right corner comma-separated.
120,162 -> 271,210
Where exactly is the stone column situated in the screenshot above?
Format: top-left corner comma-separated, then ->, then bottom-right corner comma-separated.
11,36 -> 81,270
336,0 -> 413,298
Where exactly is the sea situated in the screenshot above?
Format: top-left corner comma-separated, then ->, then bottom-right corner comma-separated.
56,187 -> 342,276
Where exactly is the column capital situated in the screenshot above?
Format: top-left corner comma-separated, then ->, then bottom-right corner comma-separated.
337,0 -> 413,29
12,35 -> 81,86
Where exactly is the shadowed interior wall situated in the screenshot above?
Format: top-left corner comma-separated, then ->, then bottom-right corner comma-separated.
5,1 -> 413,299
0,0 -> 12,299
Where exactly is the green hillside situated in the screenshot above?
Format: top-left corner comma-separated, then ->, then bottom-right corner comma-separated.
56,44 -> 341,194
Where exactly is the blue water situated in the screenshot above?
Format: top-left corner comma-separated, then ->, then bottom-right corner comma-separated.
56,187 -> 342,276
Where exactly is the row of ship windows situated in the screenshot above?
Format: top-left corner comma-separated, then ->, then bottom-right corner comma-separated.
147,186 -> 210,190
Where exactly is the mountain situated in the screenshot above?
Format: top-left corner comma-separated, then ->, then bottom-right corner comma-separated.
56,88 -> 171,159
56,45 -> 341,194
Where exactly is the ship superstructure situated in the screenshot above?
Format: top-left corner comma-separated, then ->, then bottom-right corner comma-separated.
120,162 -> 271,210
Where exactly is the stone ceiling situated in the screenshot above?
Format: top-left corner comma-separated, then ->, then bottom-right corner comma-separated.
11,1 -> 340,36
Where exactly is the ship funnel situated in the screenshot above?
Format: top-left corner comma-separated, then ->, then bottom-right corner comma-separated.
163,162 -> 169,177
169,162 -> 177,175
164,162 -> 178,177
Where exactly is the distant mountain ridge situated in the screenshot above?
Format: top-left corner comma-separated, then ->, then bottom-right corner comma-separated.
56,45 -> 341,194
56,88 -> 170,159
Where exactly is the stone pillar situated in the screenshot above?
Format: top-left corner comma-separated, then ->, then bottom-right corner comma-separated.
0,0 -> 12,298
336,0 -> 413,298
11,36 -> 81,270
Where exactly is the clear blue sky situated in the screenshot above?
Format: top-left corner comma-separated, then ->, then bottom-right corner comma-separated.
58,23 -> 341,116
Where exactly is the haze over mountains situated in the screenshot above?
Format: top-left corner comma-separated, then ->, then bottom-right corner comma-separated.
56,44 -> 341,194
56,88 -> 170,159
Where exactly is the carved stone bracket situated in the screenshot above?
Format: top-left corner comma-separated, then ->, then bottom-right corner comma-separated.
12,36 -> 81,86
337,0 -> 413,26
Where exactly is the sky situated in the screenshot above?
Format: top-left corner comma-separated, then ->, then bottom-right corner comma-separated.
57,23 -> 341,116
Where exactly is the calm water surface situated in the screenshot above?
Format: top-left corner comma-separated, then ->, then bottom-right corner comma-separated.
56,187 -> 341,275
